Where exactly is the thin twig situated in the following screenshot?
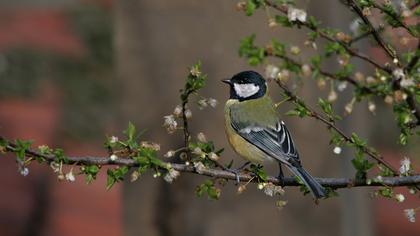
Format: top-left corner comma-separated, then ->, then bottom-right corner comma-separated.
349,26 -> 385,45
181,99 -> 190,148
263,0 -> 419,127
265,50 -> 370,91
1,137 -> 419,188
345,0 -> 399,63
406,41 -> 420,72
274,81 -> 399,174
263,0 -> 392,73
370,2 -> 418,37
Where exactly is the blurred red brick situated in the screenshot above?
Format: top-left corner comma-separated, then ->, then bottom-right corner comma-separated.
0,9 -> 84,56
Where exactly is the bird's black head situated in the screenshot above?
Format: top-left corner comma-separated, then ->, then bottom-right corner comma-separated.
222,70 -> 267,101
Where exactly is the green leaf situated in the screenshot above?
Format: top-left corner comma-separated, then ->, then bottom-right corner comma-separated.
378,187 -> 393,198
238,34 -> 265,66
195,180 -> 220,200
53,148 -> 69,164
250,164 -> 268,182
271,40 -> 286,56
124,122 -> 136,142
286,103 -> 310,118
275,15 -> 293,27
14,139 -> 32,161
245,0 -> 257,16
351,149 -> 374,180
106,166 -> 129,190
82,165 -> 100,184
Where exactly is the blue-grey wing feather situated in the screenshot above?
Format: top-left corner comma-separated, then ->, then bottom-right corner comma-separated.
231,120 -> 300,164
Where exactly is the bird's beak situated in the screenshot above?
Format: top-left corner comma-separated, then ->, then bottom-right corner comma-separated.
221,79 -> 232,85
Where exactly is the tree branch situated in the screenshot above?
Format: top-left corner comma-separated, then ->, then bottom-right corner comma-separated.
264,49 -> 372,92
273,81 -> 399,174
2,136 -> 419,188
345,0 -> 398,63
264,0 -> 392,73
405,40 -> 420,72
370,2 -> 418,37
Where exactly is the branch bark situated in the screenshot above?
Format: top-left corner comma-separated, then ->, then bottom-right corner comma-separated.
274,82 -> 399,174
2,137 -> 419,189
263,0 -> 392,73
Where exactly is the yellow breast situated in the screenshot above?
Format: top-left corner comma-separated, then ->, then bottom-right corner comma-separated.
224,99 -> 271,164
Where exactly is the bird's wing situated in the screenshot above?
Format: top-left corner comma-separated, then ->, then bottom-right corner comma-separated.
229,102 -> 300,165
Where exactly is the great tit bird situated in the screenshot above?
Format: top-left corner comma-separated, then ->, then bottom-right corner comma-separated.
222,70 -> 326,199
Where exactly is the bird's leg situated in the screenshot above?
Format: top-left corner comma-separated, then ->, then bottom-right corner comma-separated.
237,161 -> 251,171
277,163 -> 285,187
226,161 -> 251,185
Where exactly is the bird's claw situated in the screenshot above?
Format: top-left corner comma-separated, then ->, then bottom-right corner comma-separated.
226,162 -> 250,185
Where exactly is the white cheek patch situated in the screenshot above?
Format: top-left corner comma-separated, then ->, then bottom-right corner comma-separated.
233,83 -> 260,98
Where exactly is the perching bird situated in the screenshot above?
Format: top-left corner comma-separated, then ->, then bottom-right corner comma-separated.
222,70 -> 326,199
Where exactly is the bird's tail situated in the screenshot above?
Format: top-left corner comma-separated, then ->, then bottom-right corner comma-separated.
289,165 -> 326,199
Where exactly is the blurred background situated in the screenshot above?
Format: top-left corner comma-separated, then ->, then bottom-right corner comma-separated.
0,0 -> 418,235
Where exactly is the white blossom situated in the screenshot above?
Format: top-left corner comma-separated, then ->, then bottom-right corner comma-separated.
192,147 -> 205,157
257,183 -> 266,190
65,170 -> 76,182
328,90 -> 337,102
208,152 -> 220,161
395,193 -> 405,202
276,200 -> 288,209
110,154 -> 118,161
184,109 -> 192,119
384,95 -> 393,105
190,67 -> 201,77
333,146 -> 342,154
301,64 -> 312,77
345,101 -> 354,114
380,76 -> 387,82
265,64 -> 280,79
368,101 -> 376,113
110,136 -> 118,144
392,68 -> 405,80
20,167 -> 29,177
173,105 -> 183,117
277,69 -> 290,82
207,98 -> 218,108
50,162 -> 60,173
263,183 -> 284,197
268,18 -> 277,28
366,76 -> 376,84
141,141 -> 161,151
399,157 -> 411,175
355,72 -> 365,82
337,82 -> 348,92
287,7 -> 307,23
164,150 -> 176,158
374,175 -> 383,183
163,115 -> 178,133
317,79 -> 326,90
194,162 -> 206,174
404,209 -> 416,223
163,169 -> 180,183
130,170 -> 140,182
350,19 -> 362,35
400,78 -> 415,88
197,132 -> 207,143
237,185 -> 247,194
290,46 -> 301,55
198,99 -> 208,109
